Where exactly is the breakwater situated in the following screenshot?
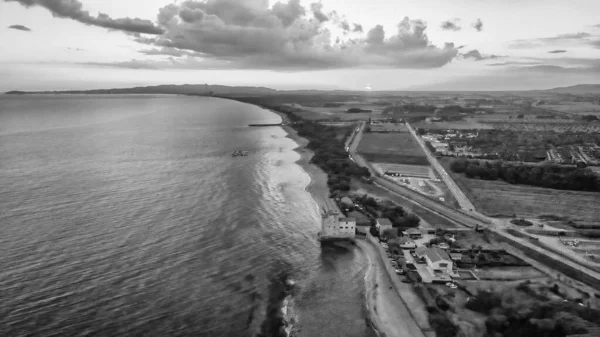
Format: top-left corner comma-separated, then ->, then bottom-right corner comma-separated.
248,123 -> 283,127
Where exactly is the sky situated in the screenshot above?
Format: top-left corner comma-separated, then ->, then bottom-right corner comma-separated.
1,0 -> 600,91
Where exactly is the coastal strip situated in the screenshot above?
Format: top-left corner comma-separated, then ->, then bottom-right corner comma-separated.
264,105 -> 430,337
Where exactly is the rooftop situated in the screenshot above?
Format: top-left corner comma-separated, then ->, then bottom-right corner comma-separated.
406,228 -> 421,234
426,248 -> 451,263
376,218 -> 393,227
340,217 -> 356,222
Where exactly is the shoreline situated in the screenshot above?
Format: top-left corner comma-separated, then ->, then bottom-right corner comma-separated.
266,106 -> 429,337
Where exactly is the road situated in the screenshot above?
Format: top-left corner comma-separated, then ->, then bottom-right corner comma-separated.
405,122 -> 475,211
348,121 -> 486,227
348,121 -> 600,292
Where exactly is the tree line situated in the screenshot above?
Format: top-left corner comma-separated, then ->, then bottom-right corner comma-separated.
450,159 -> 600,192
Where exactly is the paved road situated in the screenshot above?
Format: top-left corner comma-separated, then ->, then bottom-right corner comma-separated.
405,122 -> 476,211
348,121 -> 600,292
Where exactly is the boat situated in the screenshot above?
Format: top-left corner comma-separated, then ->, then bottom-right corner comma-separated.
232,150 -> 249,157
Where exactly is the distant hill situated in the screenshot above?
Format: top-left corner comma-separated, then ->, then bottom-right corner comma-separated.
4,84 -> 279,96
541,84 -> 600,94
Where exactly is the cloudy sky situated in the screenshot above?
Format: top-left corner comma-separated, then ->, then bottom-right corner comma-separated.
1,0 -> 600,91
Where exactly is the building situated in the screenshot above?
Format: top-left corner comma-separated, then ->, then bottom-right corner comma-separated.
405,228 -> 423,239
319,198 -> 356,241
375,218 -> 393,236
425,248 -> 453,274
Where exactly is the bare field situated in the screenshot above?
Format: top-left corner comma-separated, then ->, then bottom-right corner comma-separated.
412,118 -> 493,130
358,132 -> 428,165
439,158 -> 600,221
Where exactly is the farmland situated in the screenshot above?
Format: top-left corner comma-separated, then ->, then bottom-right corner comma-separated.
412,118 -> 494,130
539,102 -> 600,116
439,157 -> 600,223
357,132 -> 429,165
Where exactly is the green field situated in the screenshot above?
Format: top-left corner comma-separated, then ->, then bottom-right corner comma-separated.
358,132 -> 429,165
439,157 -> 600,224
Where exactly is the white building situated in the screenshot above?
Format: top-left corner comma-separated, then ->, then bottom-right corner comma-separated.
425,248 -> 453,274
320,198 -> 356,241
375,218 -> 393,236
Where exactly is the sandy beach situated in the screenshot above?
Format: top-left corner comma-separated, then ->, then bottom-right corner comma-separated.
272,110 -> 431,337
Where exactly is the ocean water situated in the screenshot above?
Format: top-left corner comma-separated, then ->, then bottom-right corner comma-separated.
0,95 -> 376,337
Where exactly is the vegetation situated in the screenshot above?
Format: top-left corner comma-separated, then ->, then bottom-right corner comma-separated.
510,219 -> 534,227
357,195 -> 420,228
347,108 -> 372,113
465,286 -> 600,337
449,159 -> 600,192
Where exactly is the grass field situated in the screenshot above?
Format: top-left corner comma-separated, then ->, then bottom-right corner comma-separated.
487,122 -> 600,133
358,132 -> 429,165
439,157 -> 600,223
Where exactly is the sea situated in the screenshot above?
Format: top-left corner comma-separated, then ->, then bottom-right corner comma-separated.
0,94 -> 377,337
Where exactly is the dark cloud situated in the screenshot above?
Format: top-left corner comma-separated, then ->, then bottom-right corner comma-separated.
472,18 -> 483,32
339,20 -> 350,31
310,2 -> 328,23
8,24 -> 31,31
441,19 -> 461,31
138,1 -> 458,70
6,0 -> 164,34
548,49 -> 567,53
352,23 -> 363,33
462,49 -> 502,61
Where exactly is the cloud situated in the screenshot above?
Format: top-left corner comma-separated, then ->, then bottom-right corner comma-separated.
8,24 -> 31,31
136,1 -> 458,71
310,2 -> 328,23
548,49 -> 567,53
352,23 -> 363,33
139,47 -> 203,57
6,0 -> 164,35
509,32 -> 593,49
462,49 -> 502,61
472,18 -> 483,32
487,61 -> 542,67
82,56 -> 234,70
441,19 -> 461,31
67,47 -> 84,51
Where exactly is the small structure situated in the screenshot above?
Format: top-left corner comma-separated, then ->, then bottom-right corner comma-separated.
405,228 -> 423,239
449,253 -> 463,261
425,248 -> 453,274
414,246 -> 428,263
375,218 -> 393,236
398,237 -> 417,249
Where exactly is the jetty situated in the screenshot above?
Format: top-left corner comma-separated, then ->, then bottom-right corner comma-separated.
248,123 -> 284,127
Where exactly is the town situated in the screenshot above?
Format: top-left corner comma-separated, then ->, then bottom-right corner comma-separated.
232,89 -> 600,337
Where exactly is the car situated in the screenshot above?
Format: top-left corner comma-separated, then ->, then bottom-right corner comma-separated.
446,282 -> 457,289
395,269 -> 403,275
402,279 -> 411,283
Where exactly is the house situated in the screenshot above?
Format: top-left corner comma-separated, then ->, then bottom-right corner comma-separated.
389,237 -> 416,252
414,246 -> 428,263
405,228 -> 423,239
376,218 -> 393,236
425,248 -> 453,274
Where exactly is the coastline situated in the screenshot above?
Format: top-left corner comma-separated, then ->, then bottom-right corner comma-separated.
267,106 -> 429,337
